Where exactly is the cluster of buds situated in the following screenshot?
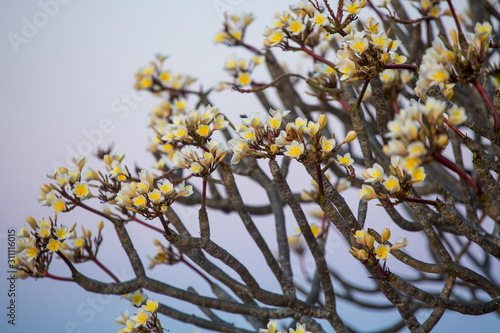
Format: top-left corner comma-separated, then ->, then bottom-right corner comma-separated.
383,98 -> 467,172
134,55 -> 196,94
41,157 -> 93,214
172,140 -> 228,178
214,13 -> 254,46
358,157 -> 426,203
59,222 -> 104,263
159,105 -> 229,149
148,239 -> 181,269
349,228 -> 408,262
263,0 -> 365,49
335,17 -> 407,81
112,168 -> 193,216
415,22 -> 493,97
259,320 -> 312,333
222,54 -> 264,87
228,110 -> 357,167
15,217 -> 76,277
116,298 -> 162,333
103,153 -> 128,182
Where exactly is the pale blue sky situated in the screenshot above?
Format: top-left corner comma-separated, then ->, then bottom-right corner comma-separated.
1,1 -> 499,332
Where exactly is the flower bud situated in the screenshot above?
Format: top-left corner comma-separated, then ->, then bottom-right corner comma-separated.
343,131 -> 357,143
73,157 -> 87,170
97,221 -> 104,232
26,216 -> 38,230
153,239 -> 163,246
318,114 -> 327,129
381,228 -> 391,243
364,234 -> 375,249
103,154 -> 112,167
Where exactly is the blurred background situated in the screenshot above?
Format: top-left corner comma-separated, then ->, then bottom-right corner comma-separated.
1,1 -> 499,332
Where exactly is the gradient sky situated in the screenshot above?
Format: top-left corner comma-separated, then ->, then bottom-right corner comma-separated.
1,1 -> 499,332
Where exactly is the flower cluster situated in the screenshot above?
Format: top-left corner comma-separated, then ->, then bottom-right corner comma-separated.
59,222 -> 104,263
223,54 -> 264,87
358,157 -> 426,203
228,110 -> 356,166
172,140 -> 228,177
349,228 -> 408,262
116,298 -> 162,333
41,157 -> 93,214
147,239 -> 181,269
134,56 -> 196,94
113,168 -> 193,216
383,98 -> 467,172
415,22 -> 492,97
159,105 -> 229,148
334,17 -> 407,81
259,320 -> 312,333
15,216 -> 75,277
214,13 -> 254,45
263,0 -> 362,49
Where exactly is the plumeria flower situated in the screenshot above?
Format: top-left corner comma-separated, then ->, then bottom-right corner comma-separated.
391,237 -> 409,250
359,185 -> 378,201
177,181 -> 193,197
47,238 -> 61,252
335,153 -> 354,167
448,106 -> 467,125
284,140 -> 305,159
310,11 -> 328,27
375,244 -> 391,260
259,319 -> 278,333
362,163 -> 384,183
142,299 -> 158,313
382,175 -> 400,194
287,18 -> 305,35
290,322 -> 312,333
132,308 -> 150,328
73,182 -> 91,199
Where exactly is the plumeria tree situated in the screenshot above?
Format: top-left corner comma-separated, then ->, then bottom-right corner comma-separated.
15,0 -> 500,332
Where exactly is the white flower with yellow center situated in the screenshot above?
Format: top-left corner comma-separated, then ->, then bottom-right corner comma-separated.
178,181 -> 193,197
142,299 -> 158,313
54,226 -> 69,240
320,137 -> 336,153
52,198 -> 66,214
359,185 -> 378,201
448,106 -> 467,125
259,319 -> 277,333
133,195 -> 147,209
310,11 -> 328,27
411,167 -> 426,184
237,72 -> 251,86
375,244 -> 391,260
197,124 -> 211,137
47,238 -> 61,252
382,175 -> 400,194
287,18 -> 305,35
335,153 -> 354,167
158,180 -> 174,196
189,162 -> 203,175
132,308 -> 150,328
73,182 -> 91,199
284,140 -> 305,159
147,189 -> 162,204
